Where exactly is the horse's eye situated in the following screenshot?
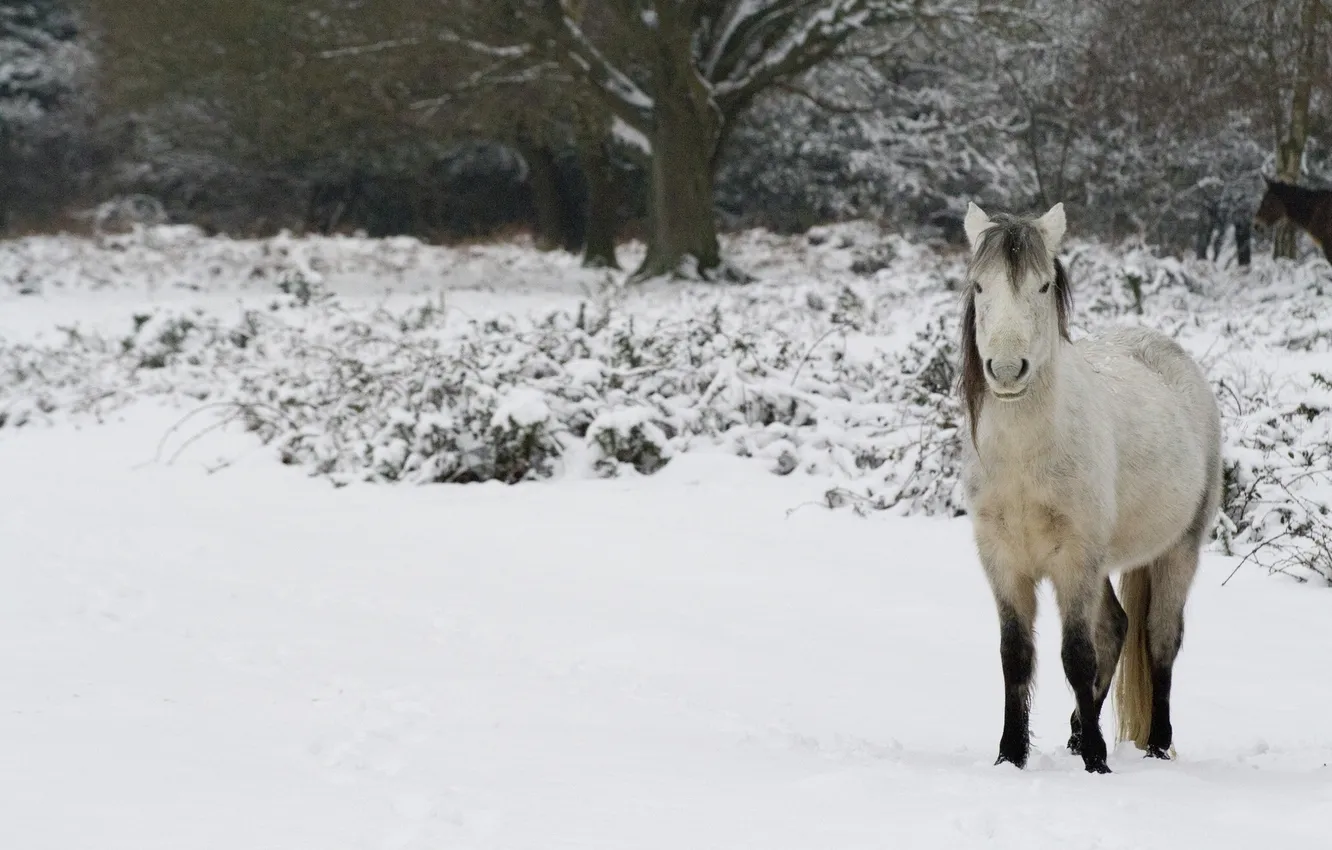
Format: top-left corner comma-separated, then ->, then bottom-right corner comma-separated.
973,282 -> 983,294
1039,281 -> 1051,294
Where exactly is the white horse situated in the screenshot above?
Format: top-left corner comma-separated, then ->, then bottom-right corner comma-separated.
957,201 -> 1223,774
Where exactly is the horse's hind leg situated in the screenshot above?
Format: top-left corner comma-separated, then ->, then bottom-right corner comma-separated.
1143,540 -> 1201,758
1068,578 -> 1128,756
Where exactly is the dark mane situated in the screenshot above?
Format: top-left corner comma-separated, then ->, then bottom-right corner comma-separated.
957,214 -> 1073,443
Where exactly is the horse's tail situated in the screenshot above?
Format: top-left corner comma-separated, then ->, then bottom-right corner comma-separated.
1114,567 -> 1153,749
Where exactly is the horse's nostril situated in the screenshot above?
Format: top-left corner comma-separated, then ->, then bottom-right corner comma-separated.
985,359 -> 996,379
1016,359 -> 1030,381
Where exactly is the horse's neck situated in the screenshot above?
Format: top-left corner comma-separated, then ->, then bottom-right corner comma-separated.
1280,187 -> 1326,232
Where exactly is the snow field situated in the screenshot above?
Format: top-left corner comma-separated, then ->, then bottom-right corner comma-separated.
2,223 -> 1332,847
1,411 -> 1330,849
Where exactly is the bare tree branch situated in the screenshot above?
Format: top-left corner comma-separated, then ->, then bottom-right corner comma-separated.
439,29 -> 536,60
533,0 -> 655,128
410,60 -> 563,117
711,0 -> 925,114
317,38 -> 422,60
701,1 -> 811,82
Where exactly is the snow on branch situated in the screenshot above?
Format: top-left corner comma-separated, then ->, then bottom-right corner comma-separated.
702,0 -> 799,79
774,79 -> 872,114
439,29 -> 536,60
711,0 -> 915,108
317,37 -> 423,60
410,61 -> 562,116
539,0 -> 655,127
322,31 -> 538,63
611,114 -> 652,157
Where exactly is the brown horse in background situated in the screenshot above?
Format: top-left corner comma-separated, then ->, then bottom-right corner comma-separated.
1254,178 -> 1332,261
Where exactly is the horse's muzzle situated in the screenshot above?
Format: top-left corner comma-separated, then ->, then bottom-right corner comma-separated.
985,357 -> 1030,397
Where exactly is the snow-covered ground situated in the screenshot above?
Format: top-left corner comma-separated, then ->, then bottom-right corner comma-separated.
3,409 -> 1331,849
2,225 -> 1332,848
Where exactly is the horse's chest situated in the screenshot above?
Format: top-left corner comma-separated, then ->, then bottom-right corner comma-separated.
969,474 -> 1078,576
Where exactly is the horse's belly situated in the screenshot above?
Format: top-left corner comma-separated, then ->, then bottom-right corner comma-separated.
1105,465 -> 1204,571
1093,336 -> 1216,570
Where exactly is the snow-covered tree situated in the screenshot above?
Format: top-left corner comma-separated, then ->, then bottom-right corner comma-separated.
0,0 -> 90,229
1251,0 -> 1329,257
0,1 -> 81,123
717,55 -> 1031,237
450,1 -> 1007,281
408,0 -> 630,267
93,0 -> 463,233
1085,0 -> 1332,257
720,0 -> 1321,259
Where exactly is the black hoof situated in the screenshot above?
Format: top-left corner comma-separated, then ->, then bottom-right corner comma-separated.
1145,745 -> 1172,760
1067,733 -> 1083,756
1084,759 -> 1112,774
995,752 -> 1027,769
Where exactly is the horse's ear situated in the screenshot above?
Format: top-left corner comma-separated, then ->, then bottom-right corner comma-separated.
1037,202 -> 1066,252
964,202 -> 993,251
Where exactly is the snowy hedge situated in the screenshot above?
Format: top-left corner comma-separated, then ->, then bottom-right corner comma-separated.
4,224 -> 1332,584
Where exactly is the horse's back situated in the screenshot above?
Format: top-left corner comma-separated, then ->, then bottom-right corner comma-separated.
1078,326 -> 1218,431
1076,326 -> 1222,570
1079,323 -> 1200,385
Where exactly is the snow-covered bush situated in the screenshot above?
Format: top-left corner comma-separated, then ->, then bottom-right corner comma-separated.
587,407 -> 673,477
0,224 -> 435,297
3,223 -> 1332,584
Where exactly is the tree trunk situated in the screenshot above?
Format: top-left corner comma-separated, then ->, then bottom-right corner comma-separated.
578,137 -> 619,269
1235,217 -> 1252,268
519,139 -> 569,252
1273,0 -> 1320,259
0,123 -> 12,234
1195,206 -> 1215,261
631,9 -> 722,283
634,104 -> 720,281
1274,139 -> 1302,258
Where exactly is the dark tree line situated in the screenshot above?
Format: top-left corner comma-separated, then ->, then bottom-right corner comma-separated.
0,0 -> 94,231
3,1 -> 1331,273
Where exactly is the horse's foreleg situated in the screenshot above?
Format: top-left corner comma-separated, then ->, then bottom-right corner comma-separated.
1056,574 -> 1112,774
1069,578 -> 1127,756
1144,543 -> 1200,759
1061,618 -> 1110,773
989,575 -> 1037,769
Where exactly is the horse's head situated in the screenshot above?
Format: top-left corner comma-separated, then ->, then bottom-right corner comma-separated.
1254,177 -> 1288,229
958,202 -> 1072,421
